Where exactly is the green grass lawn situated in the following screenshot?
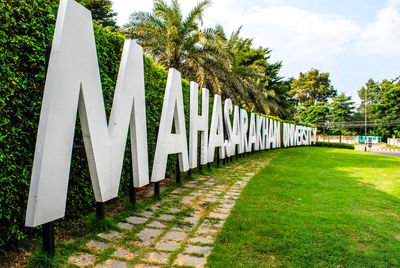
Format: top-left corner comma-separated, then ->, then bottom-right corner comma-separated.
207,147 -> 400,267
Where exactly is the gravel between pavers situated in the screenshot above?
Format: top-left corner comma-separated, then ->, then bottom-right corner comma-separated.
67,156 -> 272,267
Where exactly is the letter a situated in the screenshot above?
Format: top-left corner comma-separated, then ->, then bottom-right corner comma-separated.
208,95 -> 225,162
151,69 -> 189,182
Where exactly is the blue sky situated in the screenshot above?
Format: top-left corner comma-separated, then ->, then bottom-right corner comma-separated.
112,0 -> 400,105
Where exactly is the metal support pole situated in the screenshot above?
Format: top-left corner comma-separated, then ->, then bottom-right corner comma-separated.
176,155 -> 181,184
129,187 -> 137,205
188,169 -> 192,177
42,222 -> 55,257
207,162 -> 211,169
96,202 -> 105,220
154,182 -> 160,197
41,46 -> 56,258
364,88 -> 367,151
128,147 -> 136,205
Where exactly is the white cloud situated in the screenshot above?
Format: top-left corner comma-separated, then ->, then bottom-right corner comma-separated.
230,6 -> 361,77
111,0 -> 400,103
111,0 -> 153,26
355,2 -> 400,57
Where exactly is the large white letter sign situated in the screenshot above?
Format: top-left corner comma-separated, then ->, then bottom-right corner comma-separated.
240,109 -> 249,153
189,82 -> 209,168
247,113 -> 256,152
151,69 -> 189,182
108,41 -> 149,190
263,117 -> 270,149
208,95 -> 225,162
268,119 -> 275,149
312,127 -> 317,144
274,120 -> 281,148
282,123 -> 289,147
289,124 -> 296,146
255,115 -> 265,151
223,99 -> 234,156
25,0 -> 149,227
231,105 -> 241,155
296,125 -> 302,146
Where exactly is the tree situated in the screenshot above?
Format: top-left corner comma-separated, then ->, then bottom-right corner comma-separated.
357,78 -> 380,119
290,69 -> 337,107
356,77 -> 400,139
329,93 -> 354,123
124,0 -> 294,115
296,102 -> 329,124
123,0 -> 223,85
78,0 -> 117,27
213,26 -> 278,114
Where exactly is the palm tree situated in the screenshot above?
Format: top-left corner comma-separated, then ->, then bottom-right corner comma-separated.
123,0 -> 229,92
213,26 -> 283,115
124,0 -> 293,116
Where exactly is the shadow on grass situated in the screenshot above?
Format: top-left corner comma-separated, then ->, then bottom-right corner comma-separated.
208,147 -> 400,267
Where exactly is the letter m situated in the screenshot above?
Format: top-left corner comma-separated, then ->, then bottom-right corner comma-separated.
25,0 -> 148,227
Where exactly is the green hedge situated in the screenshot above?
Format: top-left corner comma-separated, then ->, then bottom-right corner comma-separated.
0,0 -> 190,249
315,142 -> 355,150
0,0 -> 307,250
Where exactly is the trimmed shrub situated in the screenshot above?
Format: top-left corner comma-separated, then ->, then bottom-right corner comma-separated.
315,142 -> 355,150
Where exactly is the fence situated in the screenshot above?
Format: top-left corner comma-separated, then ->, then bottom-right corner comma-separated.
317,136 -> 358,144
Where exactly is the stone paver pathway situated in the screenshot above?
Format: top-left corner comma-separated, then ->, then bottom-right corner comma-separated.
68,154 -> 272,267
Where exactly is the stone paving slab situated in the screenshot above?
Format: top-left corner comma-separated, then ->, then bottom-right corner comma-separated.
164,231 -> 187,240
117,222 -> 134,230
145,252 -> 170,264
196,226 -> 218,234
96,259 -> 128,268
184,245 -> 212,256
68,253 -> 95,266
147,221 -> 166,229
140,211 -> 154,218
209,212 -> 229,219
98,230 -> 122,241
137,228 -> 163,240
189,235 -> 215,244
126,216 -> 147,224
86,240 -> 111,251
134,264 -> 161,268
111,248 -> 137,259
158,214 -> 175,221
173,254 -> 207,267
68,154 -> 272,267
168,207 -> 181,213
155,240 -> 181,251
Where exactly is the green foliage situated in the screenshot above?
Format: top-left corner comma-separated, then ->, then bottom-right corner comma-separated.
0,0 -> 189,249
315,142 -> 354,149
0,0 -> 59,249
77,0 -> 117,27
28,249 -> 62,268
297,102 -> 329,124
124,0 -> 216,86
124,0 -> 296,117
290,69 -> 337,107
356,77 -> 400,139
329,92 -> 355,122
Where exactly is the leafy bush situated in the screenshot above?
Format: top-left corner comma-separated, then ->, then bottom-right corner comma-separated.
315,142 -> 355,150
